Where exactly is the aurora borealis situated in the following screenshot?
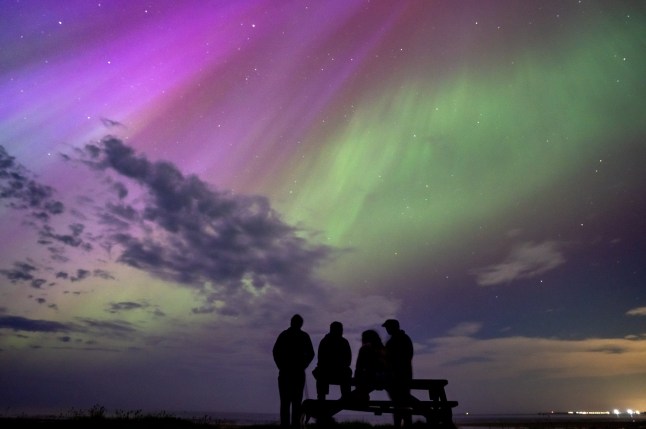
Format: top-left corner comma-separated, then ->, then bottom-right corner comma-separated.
1,0 -> 645,417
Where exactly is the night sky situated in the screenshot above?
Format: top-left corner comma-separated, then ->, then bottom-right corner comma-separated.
1,0 -> 645,417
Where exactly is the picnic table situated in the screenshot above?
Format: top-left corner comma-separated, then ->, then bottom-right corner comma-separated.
301,378 -> 458,428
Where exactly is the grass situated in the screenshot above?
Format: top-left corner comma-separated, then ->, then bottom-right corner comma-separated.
0,404 -> 410,428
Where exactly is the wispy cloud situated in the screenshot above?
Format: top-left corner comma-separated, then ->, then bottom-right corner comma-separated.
0,261 -> 39,283
416,334 -> 646,381
447,321 -> 482,337
107,301 -> 147,313
0,146 -> 102,284
473,241 -> 565,286
0,146 -> 64,222
76,318 -> 138,337
626,306 -> 646,317
0,315 -> 72,333
413,333 -> 646,413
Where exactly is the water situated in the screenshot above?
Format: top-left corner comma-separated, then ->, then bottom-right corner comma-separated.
5,407 -> 643,427
454,413 -> 646,429
176,411 -> 646,427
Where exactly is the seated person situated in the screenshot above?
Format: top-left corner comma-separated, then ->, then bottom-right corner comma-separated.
312,321 -> 352,400
351,329 -> 387,402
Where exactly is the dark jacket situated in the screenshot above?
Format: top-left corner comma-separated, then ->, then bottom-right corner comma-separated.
385,330 -> 413,381
317,333 -> 352,371
273,327 -> 315,373
355,343 -> 387,389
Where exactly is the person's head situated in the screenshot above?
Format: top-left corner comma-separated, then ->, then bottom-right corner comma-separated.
330,321 -> 343,336
290,314 -> 304,329
382,319 -> 400,335
361,329 -> 382,347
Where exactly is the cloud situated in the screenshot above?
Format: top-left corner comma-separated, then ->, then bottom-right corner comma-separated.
100,117 -> 126,128
443,355 -> 492,366
446,322 -> 482,337
626,306 -> 646,317
1,140 -> 399,333
0,261 -> 38,283
586,345 -> 626,354
0,145 -> 65,222
411,333 -> 646,413
473,241 -> 565,286
93,269 -> 114,280
31,279 -> 47,289
415,334 -> 646,381
76,318 -> 137,338
0,146 -> 104,283
107,301 -> 147,313
71,137 -> 335,313
70,269 -> 91,282
38,223 -> 92,251
0,315 -> 72,333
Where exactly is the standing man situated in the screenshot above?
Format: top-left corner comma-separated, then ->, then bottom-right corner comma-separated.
273,314 -> 315,428
313,321 -> 352,400
382,319 -> 414,428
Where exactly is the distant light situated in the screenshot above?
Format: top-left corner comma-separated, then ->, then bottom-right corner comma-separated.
627,409 -> 634,416
613,409 -> 620,415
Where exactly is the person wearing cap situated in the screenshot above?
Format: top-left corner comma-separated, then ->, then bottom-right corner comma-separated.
382,319 -> 414,427
273,314 -> 315,428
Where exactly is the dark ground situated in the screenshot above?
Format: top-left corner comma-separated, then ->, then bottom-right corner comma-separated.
1,415 -> 645,429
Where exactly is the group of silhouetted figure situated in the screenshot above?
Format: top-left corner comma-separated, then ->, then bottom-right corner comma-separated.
273,314 -> 415,428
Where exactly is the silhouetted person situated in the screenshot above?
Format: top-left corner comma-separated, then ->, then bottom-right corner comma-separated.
352,329 -> 387,402
273,314 -> 315,428
383,319 -> 414,428
313,321 -> 352,400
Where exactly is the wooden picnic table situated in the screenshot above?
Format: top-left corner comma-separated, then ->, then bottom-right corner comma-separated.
301,378 -> 458,428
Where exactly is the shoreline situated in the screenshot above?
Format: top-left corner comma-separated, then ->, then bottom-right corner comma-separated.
1,414 -> 645,429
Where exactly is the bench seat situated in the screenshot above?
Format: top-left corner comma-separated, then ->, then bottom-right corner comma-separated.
301,378 -> 458,427
340,399 -> 459,414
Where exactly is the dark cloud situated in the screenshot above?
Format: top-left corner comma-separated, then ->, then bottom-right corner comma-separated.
0,146 -> 103,285
105,300 -> 164,318
31,278 -> 47,289
46,246 -> 70,263
0,145 -> 65,221
112,182 -> 128,199
151,308 -> 166,317
107,301 -> 147,313
587,345 -> 627,354
100,117 -> 126,128
93,269 -> 114,280
70,269 -> 91,282
442,356 -> 494,366
75,137 -> 334,306
77,318 -> 137,338
1,140 -> 333,320
0,261 -> 37,283
38,223 -> 92,251
0,315 -> 72,332
191,305 -> 215,315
